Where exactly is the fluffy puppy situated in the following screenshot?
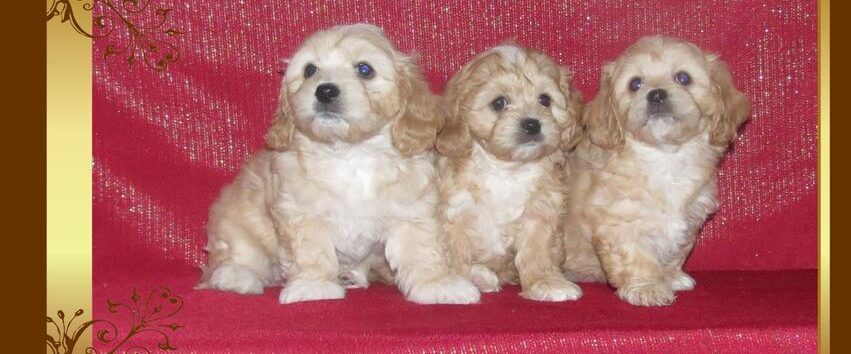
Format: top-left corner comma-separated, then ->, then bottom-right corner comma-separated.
436,45 -> 584,301
562,36 -> 750,306
197,24 -> 480,305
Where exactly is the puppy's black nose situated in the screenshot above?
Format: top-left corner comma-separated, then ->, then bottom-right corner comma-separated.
315,83 -> 340,103
647,88 -> 668,104
520,118 -> 541,135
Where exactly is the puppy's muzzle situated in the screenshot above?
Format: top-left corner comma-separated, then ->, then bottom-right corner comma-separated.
646,88 -> 672,116
520,118 -> 541,136
517,117 -> 543,144
315,83 -> 341,104
647,88 -> 667,104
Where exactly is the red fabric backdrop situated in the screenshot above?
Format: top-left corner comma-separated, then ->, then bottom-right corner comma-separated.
92,1 -> 818,353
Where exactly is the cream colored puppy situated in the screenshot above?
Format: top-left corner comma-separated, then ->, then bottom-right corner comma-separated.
562,36 -> 750,306
197,24 -> 480,305
436,45 -> 584,301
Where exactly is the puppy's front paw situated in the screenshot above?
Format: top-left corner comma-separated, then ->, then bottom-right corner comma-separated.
279,279 -> 345,304
470,264 -> 500,293
407,275 -> 481,305
202,264 -> 265,295
521,276 -> 582,302
618,282 -> 675,306
339,270 -> 370,289
670,271 -> 696,291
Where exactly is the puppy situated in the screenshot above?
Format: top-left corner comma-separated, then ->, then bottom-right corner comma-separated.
436,45 -> 584,301
197,24 -> 480,305
562,36 -> 750,306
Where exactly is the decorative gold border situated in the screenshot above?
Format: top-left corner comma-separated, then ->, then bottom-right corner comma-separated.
818,0 -> 830,353
45,1 -> 827,352
47,2 -> 187,352
47,288 -> 184,354
47,0 -> 93,350
46,0 -> 181,71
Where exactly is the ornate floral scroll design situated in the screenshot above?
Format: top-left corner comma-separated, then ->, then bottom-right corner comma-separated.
46,287 -> 184,354
46,0 -> 183,71
46,0 -> 95,37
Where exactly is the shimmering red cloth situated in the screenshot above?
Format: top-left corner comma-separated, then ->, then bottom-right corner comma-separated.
93,1 -> 817,352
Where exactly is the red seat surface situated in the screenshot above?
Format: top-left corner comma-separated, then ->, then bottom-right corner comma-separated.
93,269 -> 815,353
92,1 -> 818,352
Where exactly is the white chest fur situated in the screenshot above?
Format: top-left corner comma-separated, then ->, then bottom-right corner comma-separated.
630,138 -> 713,210
476,147 -> 544,224
446,144 -> 546,259
625,136 -> 719,260
274,128 -> 436,268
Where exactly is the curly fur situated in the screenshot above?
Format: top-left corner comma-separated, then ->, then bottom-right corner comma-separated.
562,36 -> 750,306
198,24 -> 479,305
437,44 -> 584,301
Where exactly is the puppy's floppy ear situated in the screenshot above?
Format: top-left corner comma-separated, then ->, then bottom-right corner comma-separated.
706,54 -> 751,146
391,55 -> 442,157
557,67 -> 584,151
435,100 -> 472,157
435,66 -> 474,158
265,78 -> 296,151
584,63 -> 625,150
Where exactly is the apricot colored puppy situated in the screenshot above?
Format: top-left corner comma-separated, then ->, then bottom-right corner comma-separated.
198,24 -> 480,305
437,44 -> 584,301
563,37 -> 750,306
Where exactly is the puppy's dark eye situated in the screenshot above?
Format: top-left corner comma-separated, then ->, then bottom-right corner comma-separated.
491,96 -> 508,111
538,94 -> 551,107
304,64 -> 317,79
675,71 -> 692,85
356,62 -> 375,79
628,77 -> 642,92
